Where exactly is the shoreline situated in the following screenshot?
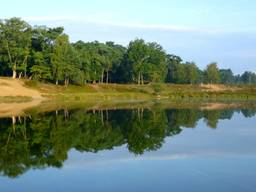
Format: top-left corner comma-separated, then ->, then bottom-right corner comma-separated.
0,78 -> 256,117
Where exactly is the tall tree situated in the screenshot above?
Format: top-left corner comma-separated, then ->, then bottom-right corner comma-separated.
145,42 -> 167,82
205,62 -> 220,83
51,34 -> 69,85
0,18 -> 31,78
241,71 -> 256,85
219,69 -> 234,84
127,39 -> 167,84
166,54 -> 182,83
185,62 -> 199,84
127,39 -> 149,84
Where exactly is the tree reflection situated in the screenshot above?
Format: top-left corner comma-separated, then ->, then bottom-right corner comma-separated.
0,108 -> 255,178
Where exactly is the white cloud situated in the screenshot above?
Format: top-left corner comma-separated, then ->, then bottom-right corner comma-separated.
23,16 -> 221,34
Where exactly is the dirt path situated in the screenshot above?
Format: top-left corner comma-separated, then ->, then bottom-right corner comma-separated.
199,84 -> 240,92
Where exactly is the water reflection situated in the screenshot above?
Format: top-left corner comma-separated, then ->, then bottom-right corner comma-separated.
0,108 -> 255,178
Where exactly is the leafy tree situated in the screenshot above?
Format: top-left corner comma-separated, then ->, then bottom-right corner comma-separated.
185,62 -> 199,84
241,71 -> 256,85
0,18 -> 31,78
145,42 -> 167,82
219,69 -> 234,84
51,34 -> 80,86
30,51 -> 51,80
205,62 -> 220,83
127,39 -> 149,84
127,39 -> 167,84
166,54 -> 182,83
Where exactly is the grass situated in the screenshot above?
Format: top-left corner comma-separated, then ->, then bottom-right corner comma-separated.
20,80 -> 256,102
0,96 -> 33,103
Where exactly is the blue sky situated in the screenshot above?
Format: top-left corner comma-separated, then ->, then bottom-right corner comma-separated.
1,0 -> 256,73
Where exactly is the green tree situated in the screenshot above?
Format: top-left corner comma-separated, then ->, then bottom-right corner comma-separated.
127,39 -> 167,84
166,54 -> 182,83
145,42 -> 167,82
0,18 -> 32,78
241,71 -> 256,85
185,62 -> 199,84
205,62 -> 220,83
219,69 -> 234,84
30,51 -> 51,80
127,39 -> 149,84
51,34 -> 77,85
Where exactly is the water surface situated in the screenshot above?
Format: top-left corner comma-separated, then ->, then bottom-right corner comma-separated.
0,107 -> 256,192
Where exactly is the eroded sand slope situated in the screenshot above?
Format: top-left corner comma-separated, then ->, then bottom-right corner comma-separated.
0,78 -> 42,99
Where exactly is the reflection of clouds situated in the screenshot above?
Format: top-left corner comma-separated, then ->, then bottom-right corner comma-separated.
64,150 -> 256,170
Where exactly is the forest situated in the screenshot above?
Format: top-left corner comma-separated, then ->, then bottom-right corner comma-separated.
0,17 -> 256,86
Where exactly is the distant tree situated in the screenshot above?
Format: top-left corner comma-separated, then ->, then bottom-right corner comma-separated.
240,71 -> 256,85
51,34 -> 80,86
219,69 -> 234,84
166,54 -> 182,83
144,42 -> 167,82
127,39 -> 149,84
205,62 -> 220,83
127,39 -> 167,84
185,62 -> 199,84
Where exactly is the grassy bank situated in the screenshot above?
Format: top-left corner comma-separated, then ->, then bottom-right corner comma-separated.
24,80 -> 256,102
0,96 -> 33,103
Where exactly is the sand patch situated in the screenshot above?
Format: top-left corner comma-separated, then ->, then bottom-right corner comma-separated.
0,78 -> 42,99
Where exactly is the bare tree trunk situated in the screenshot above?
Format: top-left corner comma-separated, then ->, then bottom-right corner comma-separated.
64,77 -> 69,87
64,108 -> 69,119
106,70 -> 109,84
101,70 -> 104,83
18,72 -> 22,79
12,116 -> 16,134
56,79 -> 59,85
12,69 -> 17,79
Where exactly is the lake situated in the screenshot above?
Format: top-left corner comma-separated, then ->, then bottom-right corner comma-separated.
0,105 -> 256,192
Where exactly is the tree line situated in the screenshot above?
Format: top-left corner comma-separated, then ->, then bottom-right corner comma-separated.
0,17 -> 255,86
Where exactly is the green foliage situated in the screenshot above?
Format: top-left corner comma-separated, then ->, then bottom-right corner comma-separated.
127,39 -> 167,84
0,18 -> 31,78
205,62 -> 220,83
220,69 -> 234,84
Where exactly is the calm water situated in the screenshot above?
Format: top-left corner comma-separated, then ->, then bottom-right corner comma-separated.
0,107 -> 256,192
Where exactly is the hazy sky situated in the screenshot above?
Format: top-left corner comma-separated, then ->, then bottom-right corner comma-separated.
1,0 -> 256,73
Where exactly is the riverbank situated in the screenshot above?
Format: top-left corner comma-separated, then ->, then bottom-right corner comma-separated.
0,77 -> 256,117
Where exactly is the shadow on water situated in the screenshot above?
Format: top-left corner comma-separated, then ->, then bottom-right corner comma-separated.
0,106 -> 255,178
